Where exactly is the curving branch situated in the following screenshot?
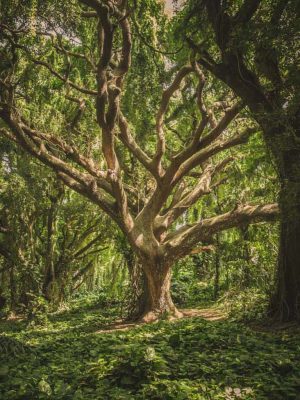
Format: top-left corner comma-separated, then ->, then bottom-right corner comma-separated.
164,203 -> 280,260
152,65 -> 194,176
0,109 -> 120,221
31,59 -> 98,96
56,172 -> 121,227
118,111 -> 156,176
199,101 -> 244,148
172,126 -> 256,185
154,157 -> 233,235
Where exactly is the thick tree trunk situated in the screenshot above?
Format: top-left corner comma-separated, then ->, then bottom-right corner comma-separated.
245,114 -> 300,322
271,154 -> 300,321
137,260 -> 183,322
126,261 -> 150,321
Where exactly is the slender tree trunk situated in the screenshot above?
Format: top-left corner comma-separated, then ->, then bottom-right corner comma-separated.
9,264 -> 17,312
214,235 -> 220,300
271,152 -> 300,321
138,259 -> 183,322
42,186 -> 64,302
240,225 -> 251,288
42,203 -> 57,301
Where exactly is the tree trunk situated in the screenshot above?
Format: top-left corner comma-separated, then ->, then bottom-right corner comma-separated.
125,256 -> 149,321
138,260 -> 183,322
9,264 -> 17,312
42,187 -> 63,302
240,225 -> 252,288
214,235 -> 220,300
271,152 -> 300,321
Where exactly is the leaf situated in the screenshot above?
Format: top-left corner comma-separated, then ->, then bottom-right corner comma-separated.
38,378 -> 52,396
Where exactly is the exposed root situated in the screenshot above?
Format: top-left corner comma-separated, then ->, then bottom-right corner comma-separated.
139,307 -> 184,323
95,307 -> 226,333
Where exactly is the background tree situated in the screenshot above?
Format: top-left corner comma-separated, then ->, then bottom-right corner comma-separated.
176,0 -> 300,321
0,138 -> 113,312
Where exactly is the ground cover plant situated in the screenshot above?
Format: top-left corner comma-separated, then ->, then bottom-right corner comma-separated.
1,300 -> 300,400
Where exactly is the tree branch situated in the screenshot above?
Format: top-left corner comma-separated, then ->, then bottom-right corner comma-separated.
152,65 -> 194,175
164,203 -> 279,260
118,111 -> 156,176
32,59 -> 97,96
155,157 -> 233,233
172,126 -> 255,184
199,101 -> 243,148
233,0 -> 263,25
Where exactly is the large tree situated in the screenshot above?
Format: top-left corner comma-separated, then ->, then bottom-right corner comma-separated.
177,0 -> 300,321
0,0 -> 279,321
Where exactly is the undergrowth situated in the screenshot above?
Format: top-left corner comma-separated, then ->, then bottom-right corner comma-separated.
1,298 -> 300,400
218,288 -> 270,322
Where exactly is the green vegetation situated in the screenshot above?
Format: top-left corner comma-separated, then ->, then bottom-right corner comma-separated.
1,298 -> 300,400
0,0 -> 299,398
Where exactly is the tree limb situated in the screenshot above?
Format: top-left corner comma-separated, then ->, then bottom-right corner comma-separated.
164,203 -> 279,260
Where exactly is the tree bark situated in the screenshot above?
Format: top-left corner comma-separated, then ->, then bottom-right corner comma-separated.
214,234 -> 220,299
138,259 -> 183,322
125,255 -> 149,321
9,264 -> 17,312
42,185 -> 64,302
240,225 -> 252,288
271,150 -> 300,321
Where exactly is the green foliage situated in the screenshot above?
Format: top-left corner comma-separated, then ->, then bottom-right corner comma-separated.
0,305 -> 299,399
25,293 -> 50,327
0,335 -> 33,357
219,289 -> 269,322
172,257 -> 215,307
0,2 -> 296,398
109,344 -> 170,387
0,140 -> 122,310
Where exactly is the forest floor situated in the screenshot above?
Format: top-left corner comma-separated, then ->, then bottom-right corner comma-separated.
95,307 -> 226,333
1,303 -> 300,400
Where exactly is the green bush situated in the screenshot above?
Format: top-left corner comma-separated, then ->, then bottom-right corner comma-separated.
219,289 -> 269,322
25,294 -> 50,327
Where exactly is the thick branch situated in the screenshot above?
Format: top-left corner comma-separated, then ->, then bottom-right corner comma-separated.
199,101 -> 243,148
172,126 -> 255,184
93,5 -> 133,230
233,0 -> 263,25
0,110 -> 122,222
19,122 -> 113,194
57,172 -> 123,229
155,157 -> 233,233
115,18 -> 132,79
164,203 -> 279,260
